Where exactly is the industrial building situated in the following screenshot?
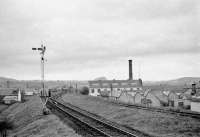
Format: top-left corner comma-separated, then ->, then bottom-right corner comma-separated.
88,60 -> 200,113
89,60 -> 143,96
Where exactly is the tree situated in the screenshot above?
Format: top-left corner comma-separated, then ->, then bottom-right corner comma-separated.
80,86 -> 89,95
0,118 -> 14,137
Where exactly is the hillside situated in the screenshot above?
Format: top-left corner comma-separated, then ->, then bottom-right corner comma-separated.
0,77 -> 16,82
0,76 -> 200,90
144,77 -> 200,86
0,96 -> 81,137
0,76 -> 88,89
168,77 -> 200,85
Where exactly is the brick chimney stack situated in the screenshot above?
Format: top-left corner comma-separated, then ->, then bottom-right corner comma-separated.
128,60 -> 133,80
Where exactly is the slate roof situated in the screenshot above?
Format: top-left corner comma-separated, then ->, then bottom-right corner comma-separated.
89,79 -> 143,88
163,90 -> 170,96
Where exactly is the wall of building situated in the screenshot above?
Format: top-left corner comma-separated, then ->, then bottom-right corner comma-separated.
99,89 -> 110,97
110,90 -> 121,98
174,99 -> 184,108
191,102 -> 200,112
184,99 -> 191,106
168,92 -> 179,101
145,93 -> 160,107
118,91 -> 134,104
134,93 -> 143,104
89,88 -> 100,96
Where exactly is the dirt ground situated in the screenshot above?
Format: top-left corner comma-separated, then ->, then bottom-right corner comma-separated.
1,96 -> 81,137
62,94 -> 200,137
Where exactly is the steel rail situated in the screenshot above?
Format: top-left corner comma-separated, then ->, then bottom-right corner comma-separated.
48,100 -> 113,137
48,98 -> 152,137
51,92 -> 200,119
107,100 -> 200,119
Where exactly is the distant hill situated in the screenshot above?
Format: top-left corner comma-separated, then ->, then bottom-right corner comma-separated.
0,76 -> 199,90
0,77 -> 16,83
168,77 -> 200,85
0,76 -> 88,89
144,77 -> 200,86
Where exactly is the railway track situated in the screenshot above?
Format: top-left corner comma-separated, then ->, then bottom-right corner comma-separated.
47,98 -> 153,137
106,100 -> 200,119
52,92 -> 200,119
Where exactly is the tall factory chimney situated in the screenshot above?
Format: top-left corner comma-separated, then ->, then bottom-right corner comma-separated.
128,60 -> 133,80
191,83 -> 196,95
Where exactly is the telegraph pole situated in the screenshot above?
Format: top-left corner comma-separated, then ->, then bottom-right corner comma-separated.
32,44 -> 46,97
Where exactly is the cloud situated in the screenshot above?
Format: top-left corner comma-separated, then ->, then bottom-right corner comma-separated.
73,0 -> 198,21
0,0 -> 199,80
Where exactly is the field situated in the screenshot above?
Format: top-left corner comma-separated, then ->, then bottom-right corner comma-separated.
0,96 -> 81,137
0,104 -> 8,113
62,94 -> 200,137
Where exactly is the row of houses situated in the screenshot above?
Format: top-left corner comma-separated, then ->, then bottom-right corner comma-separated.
0,88 -> 22,104
142,89 -> 192,108
0,88 -> 40,104
88,60 -> 200,112
89,86 -> 200,112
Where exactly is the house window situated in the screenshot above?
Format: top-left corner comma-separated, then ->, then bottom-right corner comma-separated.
130,83 -> 136,85
121,83 -> 128,86
98,89 -> 101,93
91,89 -> 94,93
112,83 -> 118,86
178,102 -> 184,107
103,83 -> 109,86
92,83 -> 99,86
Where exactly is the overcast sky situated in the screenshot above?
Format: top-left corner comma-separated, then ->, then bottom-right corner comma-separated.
0,0 -> 200,81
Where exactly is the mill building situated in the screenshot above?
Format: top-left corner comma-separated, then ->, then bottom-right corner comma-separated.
89,60 -> 143,96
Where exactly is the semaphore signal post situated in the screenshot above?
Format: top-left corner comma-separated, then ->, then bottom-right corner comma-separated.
32,44 -> 50,115
32,44 -> 46,97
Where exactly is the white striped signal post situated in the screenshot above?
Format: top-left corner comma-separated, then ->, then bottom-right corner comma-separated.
32,44 -> 46,97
